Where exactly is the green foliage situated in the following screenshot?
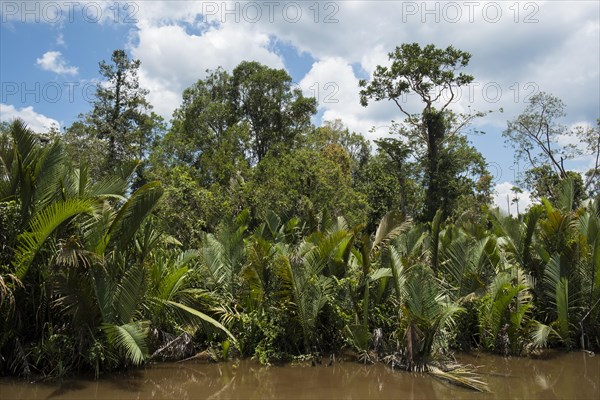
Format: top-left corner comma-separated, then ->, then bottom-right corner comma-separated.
247,147 -> 368,227
478,269 -> 533,354
86,50 -> 162,169
524,165 -> 586,208
360,44 -> 490,221
0,120 -> 233,377
401,263 -> 463,369
102,322 -> 149,366
13,198 -> 94,279
232,61 -> 317,162
1,47 -> 599,383
355,153 -> 408,230
359,43 -> 473,111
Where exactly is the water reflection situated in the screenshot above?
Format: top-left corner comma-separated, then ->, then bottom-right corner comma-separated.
0,352 -> 598,399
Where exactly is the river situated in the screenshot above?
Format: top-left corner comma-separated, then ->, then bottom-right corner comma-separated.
1,351 -> 598,399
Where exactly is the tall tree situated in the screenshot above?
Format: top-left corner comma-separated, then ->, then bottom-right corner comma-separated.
523,165 -> 586,208
359,43 -> 487,221
86,49 -> 161,170
504,93 -> 599,198
156,62 -> 317,184
232,61 -> 317,162
305,119 -> 371,176
156,67 -> 249,187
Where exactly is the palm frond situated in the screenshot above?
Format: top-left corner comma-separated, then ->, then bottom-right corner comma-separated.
429,365 -> 489,392
372,211 -> 409,251
104,181 -> 164,253
102,321 -> 149,366
544,254 -> 569,340
14,198 -> 94,279
369,267 -> 392,282
163,300 -> 237,344
33,140 -> 67,209
53,267 -> 99,328
531,322 -> 559,348
114,263 -> 147,324
556,177 -> 575,212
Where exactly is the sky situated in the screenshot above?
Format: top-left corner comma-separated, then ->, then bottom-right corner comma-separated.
1,0 -> 599,214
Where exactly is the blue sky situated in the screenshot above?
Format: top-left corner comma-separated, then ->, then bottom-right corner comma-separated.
1,1 -> 599,213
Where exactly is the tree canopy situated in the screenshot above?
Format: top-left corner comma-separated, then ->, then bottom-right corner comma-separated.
360,43 -> 490,221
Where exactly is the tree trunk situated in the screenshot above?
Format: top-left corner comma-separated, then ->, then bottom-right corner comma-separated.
423,111 -> 446,222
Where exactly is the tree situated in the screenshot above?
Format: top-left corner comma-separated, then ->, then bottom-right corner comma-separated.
304,119 -> 371,174
62,121 -> 108,178
85,49 -> 161,170
580,119 -> 600,196
504,93 -> 599,198
154,67 -> 250,188
155,61 -> 317,185
363,114 -> 490,222
0,120 -> 234,376
523,165 -> 585,208
355,150 -> 417,230
245,146 -> 368,228
359,43 -> 487,221
511,186 -> 523,216
231,61 -> 317,163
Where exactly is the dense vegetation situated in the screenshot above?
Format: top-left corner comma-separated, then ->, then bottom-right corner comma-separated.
0,45 -> 598,386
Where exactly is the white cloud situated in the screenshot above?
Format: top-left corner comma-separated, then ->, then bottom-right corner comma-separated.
493,182 -> 533,216
36,51 -> 78,75
109,0 -> 600,140
299,57 -> 409,138
0,104 -> 60,133
130,20 -> 284,119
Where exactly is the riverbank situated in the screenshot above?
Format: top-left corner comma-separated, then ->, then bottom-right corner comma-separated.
1,351 -> 597,399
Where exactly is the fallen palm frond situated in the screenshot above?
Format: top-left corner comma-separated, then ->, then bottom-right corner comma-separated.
428,363 -> 490,392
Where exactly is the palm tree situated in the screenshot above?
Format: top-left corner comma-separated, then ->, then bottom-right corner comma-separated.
275,227 -> 349,354
0,121 -> 97,375
0,120 -> 235,376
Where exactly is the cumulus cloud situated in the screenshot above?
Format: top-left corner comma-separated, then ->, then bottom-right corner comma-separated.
0,103 -> 60,133
120,1 -> 598,139
36,51 -> 78,75
298,57 -> 419,138
493,181 -> 533,216
130,20 -> 284,119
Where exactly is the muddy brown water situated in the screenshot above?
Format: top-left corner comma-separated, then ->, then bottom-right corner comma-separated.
1,352 -> 598,399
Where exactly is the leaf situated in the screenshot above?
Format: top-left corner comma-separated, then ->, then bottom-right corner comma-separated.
373,211 -> 407,251
14,198 -> 94,279
114,263 -> 147,324
369,267 -> 392,282
389,246 -> 406,302
544,254 -> 571,342
531,322 -> 559,348
104,181 -> 164,252
102,322 -> 149,366
163,300 -> 237,345
429,365 -> 489,392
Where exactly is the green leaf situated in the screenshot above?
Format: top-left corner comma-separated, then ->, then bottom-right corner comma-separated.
102,322 -> 149,366
164,300 -> 237,345
14,198 -> 94,279
104,181 -> 164,253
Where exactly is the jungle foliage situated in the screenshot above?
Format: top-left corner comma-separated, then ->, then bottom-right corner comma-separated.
0,45 -> 598,385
